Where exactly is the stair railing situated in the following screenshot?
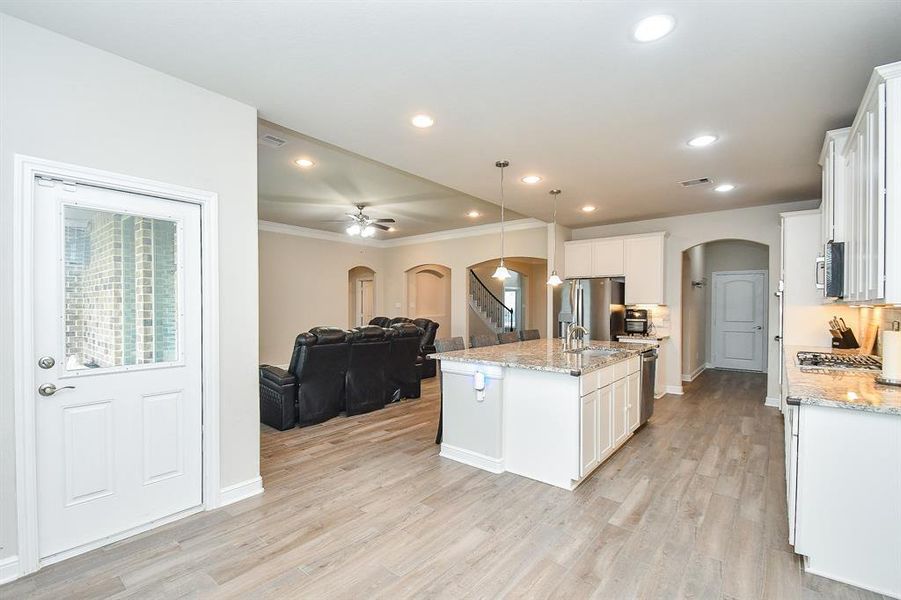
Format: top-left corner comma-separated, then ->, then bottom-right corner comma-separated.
469,269 -> 514,332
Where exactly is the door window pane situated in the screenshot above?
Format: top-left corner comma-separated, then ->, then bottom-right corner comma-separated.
64,206 -> 179,371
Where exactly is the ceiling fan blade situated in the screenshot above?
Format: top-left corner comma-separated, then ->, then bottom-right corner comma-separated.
371,223 -> 391,231
373,218 -> 396,223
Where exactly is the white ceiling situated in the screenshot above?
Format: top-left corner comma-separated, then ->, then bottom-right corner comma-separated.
3,1 -> 900,230
257,121 -> 524,237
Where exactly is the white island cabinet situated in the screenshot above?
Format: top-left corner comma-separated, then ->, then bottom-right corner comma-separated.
432,339 -> 648,490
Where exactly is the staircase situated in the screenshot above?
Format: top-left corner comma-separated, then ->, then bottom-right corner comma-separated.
468,269 -> 514,333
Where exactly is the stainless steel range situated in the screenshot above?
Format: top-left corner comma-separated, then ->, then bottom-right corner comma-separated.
796,351 -> 882,371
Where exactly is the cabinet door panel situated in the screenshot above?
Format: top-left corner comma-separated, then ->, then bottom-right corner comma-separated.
591,239 -> 624,277
624,237 -> 665,305
580,392 -> 598,476
565,243 -> 593,278
613,378 -> 629,446
627,372 -> 641,432
597,384 -> 614,459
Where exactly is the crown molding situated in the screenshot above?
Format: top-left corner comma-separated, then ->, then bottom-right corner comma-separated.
258,220 -> 385,246
258,218 -> 547,249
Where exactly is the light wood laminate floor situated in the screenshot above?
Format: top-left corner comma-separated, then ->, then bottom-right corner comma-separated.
2,370 -> 888,599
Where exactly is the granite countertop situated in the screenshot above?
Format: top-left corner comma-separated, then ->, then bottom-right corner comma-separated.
428,338 -> 656,377
617,334 -> 670,342
784,345 -> 901,416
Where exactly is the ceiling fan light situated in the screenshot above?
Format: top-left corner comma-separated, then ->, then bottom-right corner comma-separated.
361,225 -> 376,238
547,271 -> 563,287
492,265 -> 511,280
346,223 -> 361,236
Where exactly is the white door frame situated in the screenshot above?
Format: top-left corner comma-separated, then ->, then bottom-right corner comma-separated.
710,269 -> 768,372
12,155 -> 221,576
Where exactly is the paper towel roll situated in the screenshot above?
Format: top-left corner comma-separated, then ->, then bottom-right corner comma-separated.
883,330 -> 901,380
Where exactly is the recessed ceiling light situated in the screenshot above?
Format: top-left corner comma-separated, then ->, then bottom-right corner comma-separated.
294,158 -> 315,168
581,205 -> 597,213
521,175 -> 542,185
411,114 -> 435,128
387,227 -> 396,232
467,210 -> 481,218
714,184 -> 735,192
633,14 -> 676,42
688,135 -> 718,148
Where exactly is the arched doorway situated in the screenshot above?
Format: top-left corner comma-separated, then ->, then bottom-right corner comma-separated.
467,257 -> 547,340
681,239 -> 769,381
348,265 -> 376,327
405,264 -> 451,334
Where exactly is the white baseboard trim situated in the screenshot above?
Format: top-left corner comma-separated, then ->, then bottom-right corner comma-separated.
681,364 -> 707,382
219,476 -> 264,507
0,555 -> 20,585
440,444 -> 504,474
764,396 -> 780,408
803,564 -> 898,599
665,385 -> 684,395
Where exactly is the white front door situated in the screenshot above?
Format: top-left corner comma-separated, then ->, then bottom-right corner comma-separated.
32,179 -> 203,561
711,270 -> 767,372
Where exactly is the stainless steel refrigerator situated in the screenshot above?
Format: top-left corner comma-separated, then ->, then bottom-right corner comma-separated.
554,278 -> 626,341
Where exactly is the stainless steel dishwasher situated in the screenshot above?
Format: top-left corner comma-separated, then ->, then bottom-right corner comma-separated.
639,348 -> 657,426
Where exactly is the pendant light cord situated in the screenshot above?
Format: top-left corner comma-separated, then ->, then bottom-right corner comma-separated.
499,163 -> 505,262
548,189 -> 562,276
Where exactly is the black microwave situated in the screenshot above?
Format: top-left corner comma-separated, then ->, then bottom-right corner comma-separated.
816,241 -> 844,299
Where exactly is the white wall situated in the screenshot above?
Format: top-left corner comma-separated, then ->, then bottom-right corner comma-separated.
257,222 -> 548,360
258,227 -> 384,365
0,15 -> 260,563
572,200 -> 818,400
682,244 -> 707,379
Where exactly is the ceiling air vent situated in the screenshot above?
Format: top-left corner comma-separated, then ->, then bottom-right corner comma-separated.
679,177 -> 711,187
259,134 -> 288,148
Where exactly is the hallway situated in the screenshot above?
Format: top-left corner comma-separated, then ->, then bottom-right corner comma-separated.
1,371 -> 884,599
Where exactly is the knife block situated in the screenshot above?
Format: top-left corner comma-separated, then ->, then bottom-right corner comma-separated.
832,328 -> 860,349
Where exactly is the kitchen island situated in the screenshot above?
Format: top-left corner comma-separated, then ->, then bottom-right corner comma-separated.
429,339 -> 655,490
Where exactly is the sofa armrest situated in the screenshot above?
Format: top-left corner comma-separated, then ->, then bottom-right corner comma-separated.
420,344 -> 436,357
259,365 -> 297,430
260,364 -> 296,386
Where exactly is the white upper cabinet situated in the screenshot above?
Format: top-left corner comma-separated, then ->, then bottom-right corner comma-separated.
592,239 -> 625,277
564,241 -> 593,278
823,61 -> 900,304
624,234 -> 666,305
564,232 -> 666,305
818,129 -> 849,245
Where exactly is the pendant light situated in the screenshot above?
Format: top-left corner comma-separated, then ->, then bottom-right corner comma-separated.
547,189 -> 563,286
492,160 -> 511,280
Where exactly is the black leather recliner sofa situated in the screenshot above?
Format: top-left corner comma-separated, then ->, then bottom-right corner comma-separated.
259,326 -> 351,430
259,322 -> 427,430
371,316 -> 440,379
346,325 -> 392,416
387,323 -> 423,401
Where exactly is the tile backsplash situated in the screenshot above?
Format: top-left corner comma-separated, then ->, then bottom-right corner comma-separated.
859,306 -> 901,356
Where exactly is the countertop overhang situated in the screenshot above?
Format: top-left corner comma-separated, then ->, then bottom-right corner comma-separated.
428,338 -> 656,376
783,345 -> 901,416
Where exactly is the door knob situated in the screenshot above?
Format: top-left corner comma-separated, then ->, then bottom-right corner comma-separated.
774,335 -> 782,342
38,383 -> 75,397
755,325 -> 763,330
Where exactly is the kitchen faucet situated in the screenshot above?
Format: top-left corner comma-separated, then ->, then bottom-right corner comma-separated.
565,324 -> 588,351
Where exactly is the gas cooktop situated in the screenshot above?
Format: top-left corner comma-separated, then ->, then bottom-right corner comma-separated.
796,351 -> 882,371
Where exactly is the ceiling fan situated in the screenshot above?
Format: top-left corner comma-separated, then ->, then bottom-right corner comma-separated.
327,204 -> 395,237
